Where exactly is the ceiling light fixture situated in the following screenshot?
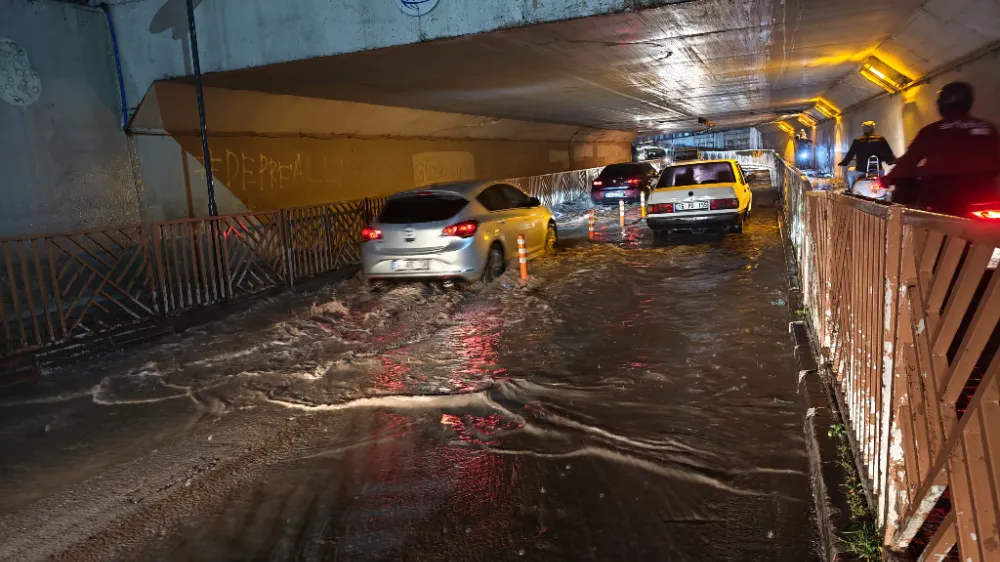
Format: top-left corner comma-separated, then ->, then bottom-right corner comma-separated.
813,98 -> 840,119
797,113 -> 817,127
777,122 -> 795,134
859,56 -> 913,93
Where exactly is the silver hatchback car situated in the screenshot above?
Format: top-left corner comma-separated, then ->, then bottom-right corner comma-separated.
361,181 -> 557,284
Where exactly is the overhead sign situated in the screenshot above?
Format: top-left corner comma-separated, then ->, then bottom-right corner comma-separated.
396,0 -> 439,16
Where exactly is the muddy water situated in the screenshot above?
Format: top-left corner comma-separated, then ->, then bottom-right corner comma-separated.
0,188 -> 818,561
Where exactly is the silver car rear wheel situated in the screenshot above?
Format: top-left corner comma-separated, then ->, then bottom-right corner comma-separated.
481,244 -> 505,286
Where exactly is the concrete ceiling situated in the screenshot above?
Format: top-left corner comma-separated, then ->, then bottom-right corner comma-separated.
185,0 -> 927,134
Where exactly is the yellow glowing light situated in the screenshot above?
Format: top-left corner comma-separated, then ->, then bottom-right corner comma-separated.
859,56 -> 913,93
813,99 -> 840,119
860,66 -> 898,93
798,113 -> 817,127
777,122 -> 795,134
868,66 -> 889,81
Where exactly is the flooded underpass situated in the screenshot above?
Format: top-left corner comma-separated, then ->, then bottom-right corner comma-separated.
0,185 -> 819,561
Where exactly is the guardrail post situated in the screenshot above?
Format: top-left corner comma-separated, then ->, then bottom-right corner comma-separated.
279,208 -> 294,287
150,222 -> 169,317
878,205 -> 904,527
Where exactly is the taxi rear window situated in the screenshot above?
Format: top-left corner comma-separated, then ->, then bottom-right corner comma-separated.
657,162 -> 735,188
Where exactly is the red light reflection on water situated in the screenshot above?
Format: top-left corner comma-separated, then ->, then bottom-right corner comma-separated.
374,355 -> 409,393
440,412 -> 523,447
436,412 -> 525,549
448,320 -> 509,390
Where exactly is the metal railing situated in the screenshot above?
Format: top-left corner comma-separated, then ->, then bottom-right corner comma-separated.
1,197 -> 384,356
1,226 -> 157,354
505,166 -> 603,207
1,165 -> 599,358
701,149 -> 778,174
782,155 -> 1000,561
152,211 -> 288,314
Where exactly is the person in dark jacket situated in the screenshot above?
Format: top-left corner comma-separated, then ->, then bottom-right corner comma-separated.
884,81 -> 1000,216
838,121 -> 897,191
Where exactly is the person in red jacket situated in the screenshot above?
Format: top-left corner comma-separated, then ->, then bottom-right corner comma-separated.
885,82 -> 1000,216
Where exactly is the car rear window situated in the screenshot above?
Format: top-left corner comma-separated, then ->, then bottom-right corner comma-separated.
598,164 -> 649,180
657,162 -> 736,188
378,194 -> 469,224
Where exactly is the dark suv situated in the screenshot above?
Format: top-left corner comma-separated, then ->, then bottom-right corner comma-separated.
590,162 -> 659,204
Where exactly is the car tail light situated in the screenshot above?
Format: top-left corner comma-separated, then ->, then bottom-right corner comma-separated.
593,180 -> 603,187
710,198 -> 739,210
972,209 -> 1000,220
649,203 -> 674,214
626,178 -> 641,186
442,220 -> 478,238
361,227 -> 382,241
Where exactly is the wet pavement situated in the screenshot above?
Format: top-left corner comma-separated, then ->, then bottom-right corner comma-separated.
0,186 -> 819,561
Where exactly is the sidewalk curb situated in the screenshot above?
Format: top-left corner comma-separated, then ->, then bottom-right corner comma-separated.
778,208 -> 860,562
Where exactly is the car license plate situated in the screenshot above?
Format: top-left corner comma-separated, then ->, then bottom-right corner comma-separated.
675,201 -> 709,211
604,190 -> 627,198
390,260 -> 429,271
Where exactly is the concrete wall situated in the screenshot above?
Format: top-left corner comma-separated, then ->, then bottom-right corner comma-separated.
0,1 -> 140,236
813,49 -> 1000,179
108,0 -> 690,116
132,83 -> 634,219
760,130 -> 798,165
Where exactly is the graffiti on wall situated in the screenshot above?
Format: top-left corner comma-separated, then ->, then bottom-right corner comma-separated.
0,38 -> 41,107
412,152 -> 475,185
192,149 -> 334,193
193,149 -> 477,193
397,0 -> 440,16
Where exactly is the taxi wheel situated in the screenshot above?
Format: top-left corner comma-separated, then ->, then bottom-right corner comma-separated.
544,224 -> 558,255
732,213 -> 745,234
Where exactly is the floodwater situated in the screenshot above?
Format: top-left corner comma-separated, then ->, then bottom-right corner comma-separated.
0,186 -> 819,561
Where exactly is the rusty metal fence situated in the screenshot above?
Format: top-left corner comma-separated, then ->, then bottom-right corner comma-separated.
505,167 -> 603,207
783,155 -> 1000,560
1,164 -> 600,359
1,197 -> 384,356
0,226 -> 158,355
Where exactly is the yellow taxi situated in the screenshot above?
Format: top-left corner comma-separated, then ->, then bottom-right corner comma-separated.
646,159 -> 755,235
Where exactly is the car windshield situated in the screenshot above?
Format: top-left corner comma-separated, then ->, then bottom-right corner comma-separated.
598,164 -> 648,180
379,193 -> 469,224
657,162 -> 735,188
